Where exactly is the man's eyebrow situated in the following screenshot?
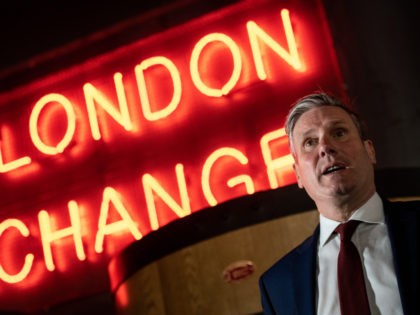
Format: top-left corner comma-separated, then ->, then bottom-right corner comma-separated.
296,120 -> 348,138
329,120 -> 347,126
297,128 -> 315,141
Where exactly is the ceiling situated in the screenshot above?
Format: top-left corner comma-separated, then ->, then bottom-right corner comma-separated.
0,1 -> 172,72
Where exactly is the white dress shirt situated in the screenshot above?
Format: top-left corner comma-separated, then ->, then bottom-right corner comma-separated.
316,192 -> 403,315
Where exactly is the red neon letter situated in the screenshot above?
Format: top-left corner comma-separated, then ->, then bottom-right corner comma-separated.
260,128 -> 294,188
29,93 -> 76,155
0,125 -> 32,173
247,9 -> 303,80
202,147 -> 254,206
95,187 -> 142,254
84,73 -> 133,140
143,163 -> 191,230
190,33 -> 242,97
38,201 -> 86,271
135,56 -> 182,121
0,219 -> 34,283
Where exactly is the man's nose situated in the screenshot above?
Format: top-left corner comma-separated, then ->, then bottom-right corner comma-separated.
319,136 -> 336,157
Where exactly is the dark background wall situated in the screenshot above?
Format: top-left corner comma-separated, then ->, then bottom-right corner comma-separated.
322,0 -> 420,169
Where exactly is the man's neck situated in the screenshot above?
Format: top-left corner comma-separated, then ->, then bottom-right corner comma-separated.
316,190 -> 376,222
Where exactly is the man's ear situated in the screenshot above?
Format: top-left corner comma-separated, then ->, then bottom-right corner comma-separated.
293,163 -> 304,189
364,139 -> 376,164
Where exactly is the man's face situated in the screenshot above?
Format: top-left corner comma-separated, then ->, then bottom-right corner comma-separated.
291,106 -> 376,206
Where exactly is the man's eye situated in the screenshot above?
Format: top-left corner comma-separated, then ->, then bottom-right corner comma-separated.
334,128 -> 347,138
303,138 -> 316,148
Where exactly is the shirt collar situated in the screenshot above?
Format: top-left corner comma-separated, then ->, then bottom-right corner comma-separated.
319,192 -> 384,247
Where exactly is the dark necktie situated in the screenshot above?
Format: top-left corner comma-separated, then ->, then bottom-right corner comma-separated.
335,220 -> 370,315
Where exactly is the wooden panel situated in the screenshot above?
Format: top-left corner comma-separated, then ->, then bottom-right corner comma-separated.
114,209 -> 319,315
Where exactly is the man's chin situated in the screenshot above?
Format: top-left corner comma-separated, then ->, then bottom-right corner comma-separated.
321,184 -> 354,199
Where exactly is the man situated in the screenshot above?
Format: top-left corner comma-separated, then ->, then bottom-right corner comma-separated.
259,92 -> 418,315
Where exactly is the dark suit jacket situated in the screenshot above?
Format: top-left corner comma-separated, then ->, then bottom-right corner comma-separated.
259,198 -> 419,315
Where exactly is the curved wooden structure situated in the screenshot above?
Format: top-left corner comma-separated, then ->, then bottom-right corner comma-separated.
108,168 -> 420,314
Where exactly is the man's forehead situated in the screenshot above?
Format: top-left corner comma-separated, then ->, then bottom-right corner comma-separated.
293,106 -> 353,133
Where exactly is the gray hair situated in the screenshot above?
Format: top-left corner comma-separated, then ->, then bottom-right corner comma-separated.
285,92 -> 367,152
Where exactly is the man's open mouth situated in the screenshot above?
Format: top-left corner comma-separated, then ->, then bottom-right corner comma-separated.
322,164 -> 347,175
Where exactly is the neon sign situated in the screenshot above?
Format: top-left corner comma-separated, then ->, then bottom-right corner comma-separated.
0,0 -> 343,311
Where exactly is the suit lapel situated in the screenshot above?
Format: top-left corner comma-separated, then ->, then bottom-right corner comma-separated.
383,199 -> 419,315
292,226 -> 319,315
